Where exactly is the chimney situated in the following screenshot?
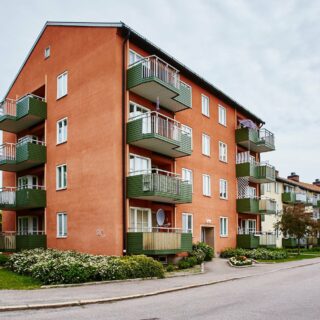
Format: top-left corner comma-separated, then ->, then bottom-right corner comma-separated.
275,170 -> 279,177
313,179 -> 320,187
288,172 -> 299,182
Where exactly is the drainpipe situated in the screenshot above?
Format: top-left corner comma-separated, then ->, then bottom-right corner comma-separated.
122,28 -> 130,255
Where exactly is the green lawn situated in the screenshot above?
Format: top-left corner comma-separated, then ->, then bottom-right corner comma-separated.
257,253 -> 320,263
0,268 -> 41,290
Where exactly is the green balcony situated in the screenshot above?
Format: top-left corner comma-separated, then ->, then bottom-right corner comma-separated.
0,140 -> 46,172
236,162 -> 276,183
282,192 -> 307,204
127,112 -> 192,157
237,234 -> 259,249
127,56 -> 192,112
236,127 -> 275,153
0,233 -> 46,252
127,171 -> 192,204
259,198 -> 277,214
127,231 -> 192,255
0,187 -> 46,210
0,94 -> 47,133
237,197 -> 275,214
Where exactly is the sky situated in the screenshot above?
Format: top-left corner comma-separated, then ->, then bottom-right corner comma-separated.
0,0 -> 319,183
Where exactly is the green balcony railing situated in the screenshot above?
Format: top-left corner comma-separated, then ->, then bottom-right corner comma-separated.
0,139 -> 46,172
127,112 -> 192,157
127,169 -> 192,204
235,127 -> 275,153
0,232 -> 47,252
127,55 -> 192,112
0,94 -> 47,133
259,198 -> 277,214
282,192 -> 308,204
237,197 -> 276,214
127,228 -> 192,255
0,186 -> 46,210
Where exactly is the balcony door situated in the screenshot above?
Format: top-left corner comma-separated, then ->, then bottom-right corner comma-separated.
129,207 -> 152,232
129,154 -> 151,175
18,175 -> 38,189
18,216 -> 38,235
241,219 -> 256,234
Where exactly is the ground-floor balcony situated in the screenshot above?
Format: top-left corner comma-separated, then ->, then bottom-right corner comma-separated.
237,197 -> 277,214
127,227 -> 192,255
0,138 -> 46,172
0,231 -> 47,252
127,169 -> 192,204
127,112 -> 192,157
237,230 -> 277,249
0,186 -> 46,210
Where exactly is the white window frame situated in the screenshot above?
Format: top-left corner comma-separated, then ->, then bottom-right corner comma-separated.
56,164 -> 67,190
202,133 -> 210,156
182,213 -> 193,233
57,71 -> 68,99
56,117 -> 68,144
129,49 -> 143,66
202,174 -> 211,197
182,168 -> 193,192
129,207 -> 152,232
219,179 -> 228,199
218,105 -> 227,126
201,94 -> 210,117
275,182 -> 279,194
181,125 -> 193,150
57,212 -> 67,238
44,46 -> 50,59
220,217 -> 228,237
219,141 -> 227,163
128,101 -> 150,120
129,153 -> 151,175
266,183 -> 271,192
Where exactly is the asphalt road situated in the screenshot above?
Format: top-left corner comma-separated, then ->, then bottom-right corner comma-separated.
2,263 -> 320,320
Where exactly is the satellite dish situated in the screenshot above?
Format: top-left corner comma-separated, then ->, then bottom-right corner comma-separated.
156,209 -> 165,226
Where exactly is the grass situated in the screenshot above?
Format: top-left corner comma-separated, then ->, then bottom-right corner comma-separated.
257,252 -> 320,263
0,268 -> 41,290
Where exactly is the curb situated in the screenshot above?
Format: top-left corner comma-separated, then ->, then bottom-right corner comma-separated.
1,260 -> 320,312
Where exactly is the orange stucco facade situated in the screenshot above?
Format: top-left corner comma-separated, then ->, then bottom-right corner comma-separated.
1,23 -> 266,256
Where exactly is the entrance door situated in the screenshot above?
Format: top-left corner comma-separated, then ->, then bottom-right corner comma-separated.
201,226 -> 214,248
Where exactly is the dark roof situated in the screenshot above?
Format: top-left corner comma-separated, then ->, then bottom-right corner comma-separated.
3,21 -> 264,124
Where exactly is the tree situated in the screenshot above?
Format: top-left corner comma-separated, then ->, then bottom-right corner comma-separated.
275,203 -> 314,254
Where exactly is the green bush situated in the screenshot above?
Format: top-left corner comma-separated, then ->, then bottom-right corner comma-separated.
178,256 -> 198,269
166,263 -> 175,272
220,248 -> 288,260
7,249 -> 165,284
0,254 -> 9,266
193,242 -> 214,261
190,248 -> 205,264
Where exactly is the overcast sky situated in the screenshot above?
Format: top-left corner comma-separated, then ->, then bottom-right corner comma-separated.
0,0 -> 319,183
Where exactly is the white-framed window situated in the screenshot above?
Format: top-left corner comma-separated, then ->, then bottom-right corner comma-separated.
182,213 -> 193,233
202,134 -> 210,156
248,187 -> 257,198
220,217 -> 228,237
219,141 -> 227,162
44,46 -> 50,59
275,182 -> 279,194
57,118 -> 68,144
201,94 -> 210,117
18,175 -> 38,189
57,212 -> 67,238
266,183 -> 271,192
56,164 -> 67,190
203,174 -> 211,196
129,154 -> 151,175
18,216 -> 38,235
129,101 -> 149,119
218,105 -> 227,126
129,207 -> 151,232
181,124 -> 193,150
129,49 -> 143,65
219,179 -> 228,199
182,168 -> 193,192
57,71 -> 68,99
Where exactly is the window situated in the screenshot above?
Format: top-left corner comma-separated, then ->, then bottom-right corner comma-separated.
57,118 -> 68,144
129,154 -> 151,175
219,141 -> 227,162
44,46 -> 50,59
182,168 -> 193,192
129,207 -> 151,232
275,182 -> 279,194
56,164 -> 67,190
248,187 -> 256,198
219,179 -> 228,199
181,125 -> 193,149
57,213 -> 67,237
202,134 -> 210,156
203,174 -> 211,196
57,72 -> 68,99
220,217 -> 228,237
182,213 -> 193,233
266,183 -> 271,192
18,175 -> 38,189
129,101 -> 149,119
129,49 -> 143,65
218,105 -> 227,126
201,95 -> 210,117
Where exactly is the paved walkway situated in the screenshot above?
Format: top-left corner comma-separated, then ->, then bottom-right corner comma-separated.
1,257 -> 320,309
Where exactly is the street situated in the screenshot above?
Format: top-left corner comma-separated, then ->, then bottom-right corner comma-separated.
2,263 -> 320,320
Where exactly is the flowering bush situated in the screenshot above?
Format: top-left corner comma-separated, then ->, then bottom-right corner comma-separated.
7,249 -> 165,284
220,248 -> 288,260
229,256 -> 253,266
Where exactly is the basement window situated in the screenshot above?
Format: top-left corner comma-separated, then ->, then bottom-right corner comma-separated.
44,46 -> 50,59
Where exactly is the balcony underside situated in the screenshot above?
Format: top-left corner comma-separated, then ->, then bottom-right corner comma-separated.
0,159 -> 44,172
236,140 -> 274,153
0,114 -> 45,133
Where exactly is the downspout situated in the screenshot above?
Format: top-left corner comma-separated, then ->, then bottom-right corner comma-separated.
122,28 -> 130,255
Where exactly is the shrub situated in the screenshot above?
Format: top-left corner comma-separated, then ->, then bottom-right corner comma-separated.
7,249 -> 165,284
190,248 -> 205,264
178,256 -> 198,269
229,256 -> 253,266
193,242 -> 214,261
220,248 -> 288,260
166,263 -> 175,272
0,254 -> 9,266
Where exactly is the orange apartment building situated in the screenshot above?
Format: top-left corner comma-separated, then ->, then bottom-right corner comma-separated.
0,22 -> 276,257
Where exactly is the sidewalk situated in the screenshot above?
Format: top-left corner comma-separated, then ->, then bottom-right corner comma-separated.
1,257 -> 320,311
